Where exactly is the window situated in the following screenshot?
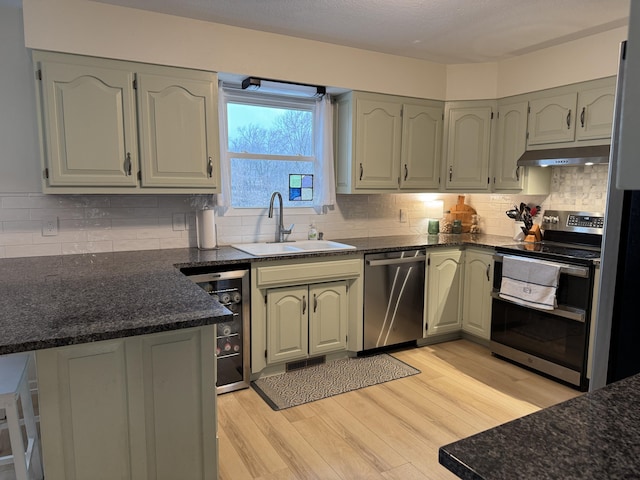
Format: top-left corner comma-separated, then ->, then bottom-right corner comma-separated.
222,91 -> 319,209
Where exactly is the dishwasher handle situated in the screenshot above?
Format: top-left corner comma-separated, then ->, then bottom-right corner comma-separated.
366,254 -> 426,267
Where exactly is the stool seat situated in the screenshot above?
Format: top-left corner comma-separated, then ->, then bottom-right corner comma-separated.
0,354 -> 43,480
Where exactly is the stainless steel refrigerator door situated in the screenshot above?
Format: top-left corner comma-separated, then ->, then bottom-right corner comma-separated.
364,250 -> 426,350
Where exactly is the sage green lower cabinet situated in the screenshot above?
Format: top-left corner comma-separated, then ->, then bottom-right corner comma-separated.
462,249 -> 494,340
35,326 -> 217,480
266,281 -> 348,364
252,257 -> 362,374
425,249 -> 464,336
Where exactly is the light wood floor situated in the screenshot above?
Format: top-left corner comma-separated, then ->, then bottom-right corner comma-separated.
0,339 -> 580,479
217,339 -> 581,480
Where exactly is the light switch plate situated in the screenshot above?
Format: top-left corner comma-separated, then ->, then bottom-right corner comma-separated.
42,216 -> 58,236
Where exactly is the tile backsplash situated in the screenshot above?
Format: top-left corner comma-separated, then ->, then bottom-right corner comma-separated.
0,165 -> 610,258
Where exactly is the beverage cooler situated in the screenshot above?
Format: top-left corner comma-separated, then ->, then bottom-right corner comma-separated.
182,266 -> 250,394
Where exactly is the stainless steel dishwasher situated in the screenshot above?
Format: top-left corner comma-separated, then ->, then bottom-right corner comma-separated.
363,249 -> 426,350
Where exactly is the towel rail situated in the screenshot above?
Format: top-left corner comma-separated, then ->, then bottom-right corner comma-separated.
493,253 -> 590,278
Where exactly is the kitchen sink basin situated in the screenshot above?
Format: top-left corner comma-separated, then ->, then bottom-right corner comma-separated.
231,240 -> 356,256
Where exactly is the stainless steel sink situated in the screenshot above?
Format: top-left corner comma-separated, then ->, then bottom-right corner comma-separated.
231,240 -> 356,256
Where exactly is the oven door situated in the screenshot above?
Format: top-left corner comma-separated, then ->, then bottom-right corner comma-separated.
490,254 -> 594,388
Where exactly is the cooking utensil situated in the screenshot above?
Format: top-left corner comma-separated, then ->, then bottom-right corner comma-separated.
506,209 -> 519,219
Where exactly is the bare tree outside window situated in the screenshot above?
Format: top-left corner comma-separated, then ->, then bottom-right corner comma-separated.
227,101 -> 315,208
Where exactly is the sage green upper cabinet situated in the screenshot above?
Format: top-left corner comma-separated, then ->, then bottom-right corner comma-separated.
493,100 -> 550,194
33,51 -> 220,194
443,101 -> 495,191
37,58 -> 139,188
494,100 -> 528,190
400,103 -> 442,190
137,72 -> 219,188
527,92 -> 577,146
526,77 -> 616,149
335,91 -> 443,193
575,84 -> 616,141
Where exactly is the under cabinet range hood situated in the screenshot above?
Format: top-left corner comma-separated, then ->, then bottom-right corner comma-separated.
517,145 -> 610,167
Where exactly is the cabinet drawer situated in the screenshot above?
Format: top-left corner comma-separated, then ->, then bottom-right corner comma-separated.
256,258 -> 361,288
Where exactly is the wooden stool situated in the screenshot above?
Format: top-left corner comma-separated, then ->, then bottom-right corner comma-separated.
0,354 -> 43,480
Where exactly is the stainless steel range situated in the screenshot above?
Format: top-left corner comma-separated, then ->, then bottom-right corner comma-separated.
491,210 -> 603,390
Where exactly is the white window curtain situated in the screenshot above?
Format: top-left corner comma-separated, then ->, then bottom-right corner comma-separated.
312,95 -> 336,214
215,84 -> 232,215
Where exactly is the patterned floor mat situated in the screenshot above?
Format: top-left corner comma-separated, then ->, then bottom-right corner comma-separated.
251,354 -> 420,410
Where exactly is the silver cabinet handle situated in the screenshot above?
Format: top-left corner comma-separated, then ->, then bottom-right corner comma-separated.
449,165 -> 453,182
486,263 -> 491,281
302,295 -> 307,315
124,152 -> 132,176
566,110 -> 571,129
207,156 -> 213,178
404,164 -> 408,181
359,163 -> 363,181
580,107 -> 586,128
313,294 -> 317,313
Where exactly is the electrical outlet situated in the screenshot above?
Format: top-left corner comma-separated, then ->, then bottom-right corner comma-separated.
172,213 -> 186,231
42,216 -> 58,236
400,209 -> 408,223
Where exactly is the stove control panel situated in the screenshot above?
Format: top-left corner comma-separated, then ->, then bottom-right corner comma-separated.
542,210 -> 605,234
566,214 -> 605,229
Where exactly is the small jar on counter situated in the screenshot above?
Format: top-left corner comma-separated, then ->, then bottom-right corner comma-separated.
452,219 -> 462,234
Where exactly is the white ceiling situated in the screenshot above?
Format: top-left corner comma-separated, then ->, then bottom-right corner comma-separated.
96,0 -> 630,64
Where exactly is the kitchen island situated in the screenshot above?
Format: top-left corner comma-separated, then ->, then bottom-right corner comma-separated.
439,373 -> 640,479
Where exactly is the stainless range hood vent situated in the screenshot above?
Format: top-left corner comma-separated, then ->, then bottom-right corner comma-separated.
516,145 -> 610,167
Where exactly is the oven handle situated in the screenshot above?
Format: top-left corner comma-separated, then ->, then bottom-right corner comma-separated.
493,253 -> 590,278
491,291 -> 586,323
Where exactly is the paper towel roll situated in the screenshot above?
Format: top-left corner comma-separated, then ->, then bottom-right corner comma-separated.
196,208 -> 217,249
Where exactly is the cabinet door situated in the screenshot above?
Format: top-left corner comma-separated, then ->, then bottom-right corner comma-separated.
527,93 -> 577,145
462,250 -> 493,340
576,85 -> 615,141
36,339 -> 134,479
137,72 -> 219,188
267,286 -> 309,364
38,61 -> 138,187
309,281 -> 348,355
35,327 -> 217,480
494,101 -> 527,190
444,105 -> 492,190
400,104 -> 442,190
355,97 -> 402,189
426,249 -> 463,336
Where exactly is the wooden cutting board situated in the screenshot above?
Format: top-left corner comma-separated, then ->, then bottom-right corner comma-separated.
448,195 -> 476,233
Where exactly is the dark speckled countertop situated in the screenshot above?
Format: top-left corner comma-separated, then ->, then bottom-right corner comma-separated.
0,233 -> 513,355
439,374 -> 640,479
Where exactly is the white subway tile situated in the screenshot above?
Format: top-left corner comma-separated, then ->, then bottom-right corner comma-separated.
61,241 -> 114,255
112,239 -> 160,252
5,244 -> 62,258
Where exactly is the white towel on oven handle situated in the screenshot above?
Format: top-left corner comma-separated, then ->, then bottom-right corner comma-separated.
499,256 -> 561,310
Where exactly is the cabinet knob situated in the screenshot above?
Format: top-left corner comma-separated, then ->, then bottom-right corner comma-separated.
449,166 -> 453,182
207,156 -> 213,178
302,295 -> 307,315
313,294 -> 318,313
515,166 -> 520,182
404,164 -> 408,181
486,264 -> 491,281
359,163 -> 363,181
580,107 -> 586,128
566,110 -> 572,129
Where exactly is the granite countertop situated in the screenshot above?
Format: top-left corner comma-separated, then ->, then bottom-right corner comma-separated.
439,374 -> 640,479
0,233 -> 513,355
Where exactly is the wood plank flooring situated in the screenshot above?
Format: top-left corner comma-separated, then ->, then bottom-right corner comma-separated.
218,339 -> 581,480
0,339 -> 580,479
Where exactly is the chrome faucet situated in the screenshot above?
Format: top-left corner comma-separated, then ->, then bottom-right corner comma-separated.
268,192 -> 294,242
